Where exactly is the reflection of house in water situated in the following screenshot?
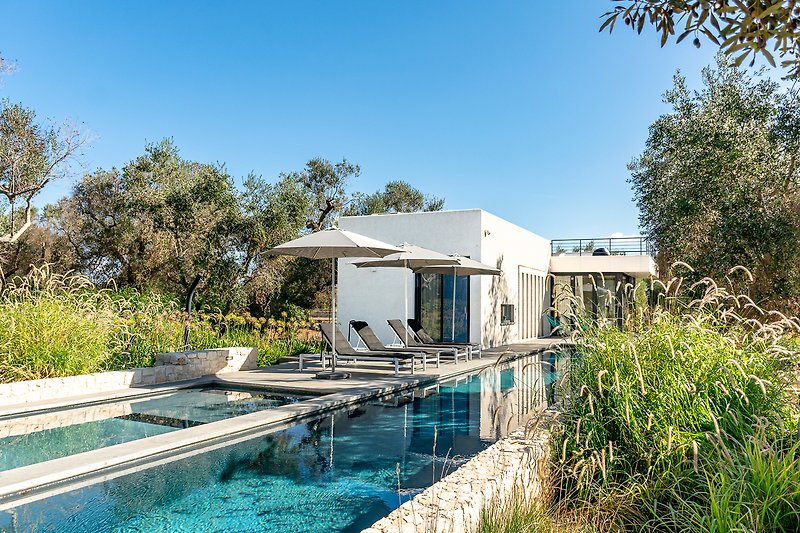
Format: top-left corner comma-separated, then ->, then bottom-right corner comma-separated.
403,356 -> 559,458
302,357 -> 563,493
477,357 -> 553,441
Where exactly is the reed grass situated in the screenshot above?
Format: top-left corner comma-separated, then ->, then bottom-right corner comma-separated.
477,493 -> 601,533
476,498 -> 567,533
479,265 -> 800,532
0,266 -> 320,383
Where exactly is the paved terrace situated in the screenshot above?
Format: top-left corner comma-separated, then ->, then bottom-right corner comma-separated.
0,338 -> 566,510
218,338 -> 566,393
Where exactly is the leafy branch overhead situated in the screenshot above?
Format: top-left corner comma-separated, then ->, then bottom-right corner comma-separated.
601,1 -> 800,78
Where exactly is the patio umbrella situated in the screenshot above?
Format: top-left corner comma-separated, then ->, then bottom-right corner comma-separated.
268,228 -> 402,379
351,243 -> 459,349
414,255 -> 501,342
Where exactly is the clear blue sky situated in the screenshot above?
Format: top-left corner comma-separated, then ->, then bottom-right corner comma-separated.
1,1 -> 722,238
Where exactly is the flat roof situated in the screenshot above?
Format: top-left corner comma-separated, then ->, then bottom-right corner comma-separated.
550,254 -> 657,277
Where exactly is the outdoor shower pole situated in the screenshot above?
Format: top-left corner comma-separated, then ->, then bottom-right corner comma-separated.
183,274 -> 203,350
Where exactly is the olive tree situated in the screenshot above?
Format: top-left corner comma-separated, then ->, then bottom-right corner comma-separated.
630,56 -> 800,306
48,140 -> 243,306
0,102 -> 86,244
347,180 -> 444,216
291,157 -> 360,231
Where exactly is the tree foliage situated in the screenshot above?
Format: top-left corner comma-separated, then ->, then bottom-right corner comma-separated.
236,173 -> 310,314
290,157 -> 360,231
601,1 -> 800,78
629,56 -> 800,307
0,102 -> 86,243
347,180 -> 444,216
49,140 -> 244,306
0,206 -> 75,279
24,143 -> 440,316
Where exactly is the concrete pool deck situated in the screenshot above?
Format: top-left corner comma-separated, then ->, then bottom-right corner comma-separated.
0,338 -> 566,510
217,338 -> 565,393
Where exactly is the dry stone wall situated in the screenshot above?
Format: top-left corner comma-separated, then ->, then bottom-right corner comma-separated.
364,419 -> 553,533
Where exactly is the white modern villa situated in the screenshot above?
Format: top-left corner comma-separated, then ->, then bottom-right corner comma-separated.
338,209 -> 657,349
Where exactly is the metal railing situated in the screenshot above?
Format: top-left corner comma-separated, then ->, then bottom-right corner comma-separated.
550,236 -> 655,257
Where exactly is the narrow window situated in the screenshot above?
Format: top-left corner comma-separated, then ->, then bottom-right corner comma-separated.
500,303 -> 515,326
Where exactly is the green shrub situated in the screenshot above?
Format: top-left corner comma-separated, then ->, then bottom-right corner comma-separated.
0,266 -> 320,383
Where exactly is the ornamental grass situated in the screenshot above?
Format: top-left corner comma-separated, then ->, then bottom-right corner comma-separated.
480,265 -> 800,532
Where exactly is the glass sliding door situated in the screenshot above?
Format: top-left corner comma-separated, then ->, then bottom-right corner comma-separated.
415,273 -> 470,342
442,274 -> 470,343
550,273 -> 634,328
417,273 -> 442,341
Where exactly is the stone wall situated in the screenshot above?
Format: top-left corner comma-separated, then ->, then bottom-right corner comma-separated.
364,421 -> 553,533
0,347 -> 258,408
154,346 -> 257,375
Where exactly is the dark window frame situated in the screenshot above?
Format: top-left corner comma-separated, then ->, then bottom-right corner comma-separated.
414,272 -> 471,342
500,303 -> 515,326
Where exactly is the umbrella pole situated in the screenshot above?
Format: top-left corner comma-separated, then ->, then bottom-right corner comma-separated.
331,257 -> 336,374
404,259 -> 409,349
451,267 -> 457,342
315,257 -> 349,380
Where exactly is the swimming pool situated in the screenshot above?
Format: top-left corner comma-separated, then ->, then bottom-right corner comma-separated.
0,354 -> 558,532
0,386 -> 312,472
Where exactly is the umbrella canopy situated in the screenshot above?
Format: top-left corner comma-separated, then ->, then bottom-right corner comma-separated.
268,228 -> 402,259
351,243 -> 459,269
351,243 -> 459,349
414,255 -> 501,342
413,255 -> 501,276
267,228 -> 402,378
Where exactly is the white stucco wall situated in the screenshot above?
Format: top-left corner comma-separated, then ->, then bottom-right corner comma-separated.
478,211 -> 551,347
337,209 -> 551,348
338,210 -> 483,346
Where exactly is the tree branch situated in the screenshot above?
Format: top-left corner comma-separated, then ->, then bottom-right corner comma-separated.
0,198 -> 32,243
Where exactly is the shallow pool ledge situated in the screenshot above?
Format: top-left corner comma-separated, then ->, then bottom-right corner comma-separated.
364,411 -> 556,533
0,378 -> 425,509
0,347 -> 257,410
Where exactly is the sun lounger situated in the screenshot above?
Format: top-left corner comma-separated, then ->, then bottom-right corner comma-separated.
386,319 -> 469,364
405,318 -> 482,359
305,323 -> 426,376
349,321 -> 446,367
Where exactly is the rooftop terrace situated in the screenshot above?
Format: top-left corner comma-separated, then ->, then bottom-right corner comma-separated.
550,236 -> 655,257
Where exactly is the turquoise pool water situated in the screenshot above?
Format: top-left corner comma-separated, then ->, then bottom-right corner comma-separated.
0,386 -> 310,472
1,355 -> 559,532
